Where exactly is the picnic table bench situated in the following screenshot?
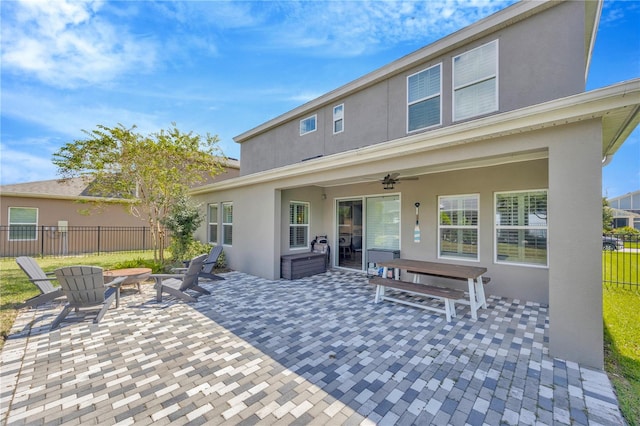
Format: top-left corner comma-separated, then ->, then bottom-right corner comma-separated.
369,276 -> 465,322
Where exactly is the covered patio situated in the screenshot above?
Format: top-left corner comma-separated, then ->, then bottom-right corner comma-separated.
1,271 -> 623,425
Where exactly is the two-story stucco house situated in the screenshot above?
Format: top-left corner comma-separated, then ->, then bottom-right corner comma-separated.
191,0 -> 640,368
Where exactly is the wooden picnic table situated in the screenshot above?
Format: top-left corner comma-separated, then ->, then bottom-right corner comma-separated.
376,259 -> 488,320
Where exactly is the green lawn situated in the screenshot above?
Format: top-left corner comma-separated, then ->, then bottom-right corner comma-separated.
604,286 -> 640,426
603,247 -> 639,426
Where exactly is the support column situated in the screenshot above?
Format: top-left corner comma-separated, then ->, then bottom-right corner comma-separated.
548,121 -> 603,368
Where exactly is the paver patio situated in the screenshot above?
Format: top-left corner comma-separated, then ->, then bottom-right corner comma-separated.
0,270 -> 624,425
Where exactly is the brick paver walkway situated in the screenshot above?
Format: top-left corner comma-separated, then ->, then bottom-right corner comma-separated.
1,270 -> 624,425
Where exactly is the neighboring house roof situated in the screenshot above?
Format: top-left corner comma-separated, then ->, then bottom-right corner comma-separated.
234,0 -> 601,143
2,157 -> 240,200
0,177 -> 110,201
193,79 -> 640,195
610,207 -> 640,219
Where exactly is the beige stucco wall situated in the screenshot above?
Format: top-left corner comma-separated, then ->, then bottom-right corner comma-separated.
194,119 -> 605,368
547,120 -> 604,368
1,196 -> 145,227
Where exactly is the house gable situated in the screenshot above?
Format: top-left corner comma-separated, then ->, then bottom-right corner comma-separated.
236,1 -> 597,175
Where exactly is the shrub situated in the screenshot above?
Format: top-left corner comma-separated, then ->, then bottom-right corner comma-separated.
181,241 -> 227,269
613,227 -> 640,241
111,257 -> 164,273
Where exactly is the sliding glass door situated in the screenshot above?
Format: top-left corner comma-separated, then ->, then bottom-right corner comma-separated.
336,195 -> 400,271
336,199 -> 363,269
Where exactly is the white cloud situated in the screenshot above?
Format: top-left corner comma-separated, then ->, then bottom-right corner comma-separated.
0,142 -> 59,185
1,89 -> 164,138
1,0 -> 157,88
247,0 -> 517,57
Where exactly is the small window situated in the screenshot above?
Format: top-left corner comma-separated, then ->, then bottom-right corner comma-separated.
495,190 -> 548,267
8,207 -> 38,241
222,202 -> 233,246
333,104 -> 344,134
289,202 -> 310,249
453,40 -> 498,121
407,63 -> 441,132
300,115 -> 317,136
438,194 -> 479,261
208,204 -> 218,244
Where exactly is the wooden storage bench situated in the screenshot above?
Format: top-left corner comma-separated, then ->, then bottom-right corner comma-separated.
281,252 -> 326,280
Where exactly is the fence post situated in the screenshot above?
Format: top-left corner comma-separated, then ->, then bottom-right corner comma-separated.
97,226 -> 101,256
40,225 -> 45,258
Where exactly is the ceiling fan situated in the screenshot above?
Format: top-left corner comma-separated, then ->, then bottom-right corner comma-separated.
380,173 -> 418,190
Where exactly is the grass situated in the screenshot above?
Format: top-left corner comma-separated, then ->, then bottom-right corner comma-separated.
603,250 -> 639,289
603,286 -> 640,426
0,252 -> 160,346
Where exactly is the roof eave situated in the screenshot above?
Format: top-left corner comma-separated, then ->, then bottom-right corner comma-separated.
0,192 -> 136,203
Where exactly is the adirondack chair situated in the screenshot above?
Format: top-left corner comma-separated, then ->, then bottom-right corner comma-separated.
199,245 -> 225,281
16,256 -> 64,307
173,245 -> 225,281
50,266 -> 125,330
151,254 -> 209,302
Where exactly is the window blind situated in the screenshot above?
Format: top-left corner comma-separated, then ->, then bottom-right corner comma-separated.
366,196 -> 400,250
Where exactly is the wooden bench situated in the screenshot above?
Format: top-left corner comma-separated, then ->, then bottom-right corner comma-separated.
408,271 -> 491,286
369,276 -> 465,322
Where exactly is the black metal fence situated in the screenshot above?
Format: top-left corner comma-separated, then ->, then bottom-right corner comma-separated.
602,233 -> 639,290
0,226 -> 168,258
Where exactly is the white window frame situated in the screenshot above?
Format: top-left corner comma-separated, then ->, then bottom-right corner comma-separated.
333,104 -> 344,134
452,39 -> 498,122
438,194 -> 479,262
8,207 -> 38,241
222,202 -> 233,246
300,114 -> 317,136
289,201 -> 310,250
494,190 -> 548,268
208,203 -> 218,245
407,63 -> 442,133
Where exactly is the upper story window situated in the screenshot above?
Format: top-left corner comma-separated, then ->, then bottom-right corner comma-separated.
453,40 -> 498,122
300,114 -> 317,136
222,202 -> 233,246
495,190 -> 548,267
407,63 -> 441,132
208,203 -> 218,245
438,194 -> 479,261
8,207 -> 38,241
333,104 -> 344,134
289,202 -> 309,249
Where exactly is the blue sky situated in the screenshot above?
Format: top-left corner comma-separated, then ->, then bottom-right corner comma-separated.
1,0 -> 638,198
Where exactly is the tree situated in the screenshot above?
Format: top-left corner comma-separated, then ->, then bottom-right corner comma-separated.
53,124 -> 225,262
162,194 -> 204,262
603,197 -> 614,233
